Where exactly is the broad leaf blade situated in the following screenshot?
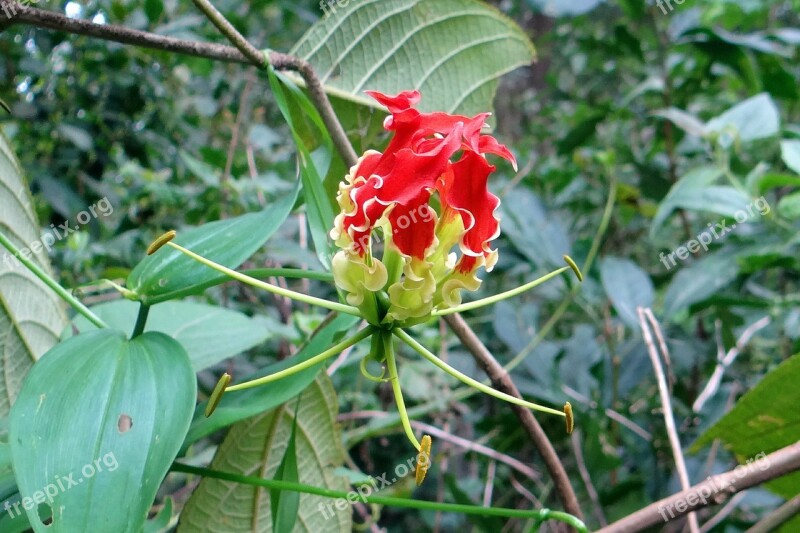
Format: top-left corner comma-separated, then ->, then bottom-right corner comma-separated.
67,300 -> 278,372
0,132 -> 68,416
178,375 -> 351,533
600,257 -> 654,329
127,183 -> 298,305
693,352 -> 800,499
290,0 -> 536,116
182,314 -> 359,449
9,329 -> 196,532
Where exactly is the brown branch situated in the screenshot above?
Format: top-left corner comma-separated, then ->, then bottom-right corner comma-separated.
443,313 -> 583,522
2,0 -> 358,167
598,441 -> 800,533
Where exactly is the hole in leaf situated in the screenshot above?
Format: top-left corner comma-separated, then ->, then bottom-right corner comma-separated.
37,502 -> 52,527
118,414 -> 132,433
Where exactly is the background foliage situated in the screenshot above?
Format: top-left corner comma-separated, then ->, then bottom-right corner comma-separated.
2,0 -> 800,531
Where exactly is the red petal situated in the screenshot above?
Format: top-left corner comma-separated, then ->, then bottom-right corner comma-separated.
387,190 -> 438,260
439,151 -> 501,257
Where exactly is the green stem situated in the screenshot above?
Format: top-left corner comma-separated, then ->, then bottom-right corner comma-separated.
432,266 -> 571,316
170,462 -> 588,531
165,242 -> 360,316
131,303 -> 150,338
394,328 -> 565,418
225,327 -> 375,392
384,331 -> 422,451
0,231 -> 108,329
240,268 -> 334,282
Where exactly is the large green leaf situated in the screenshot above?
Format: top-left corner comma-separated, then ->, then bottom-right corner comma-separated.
182,313 -> 359,449
693,353 -> 800,499
290,0 -> 536,116
662,248 -> 741,318
650,165 -> 752,237
600,257 -> 654,329
0,133 -> 68,416
67,300 -> 279,372
9,329 -> 196,532
178,374 -> 351,532
127,182 -> 299,305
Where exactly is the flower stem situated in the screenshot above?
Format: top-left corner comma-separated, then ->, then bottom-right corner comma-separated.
0,231 -> 108,329
170,462 -> 588,531
165,241 -> 361,316
131,303 -> 150,338
384,331 -> 422,451
394,328 -> 565,418
432,265 -> 573,317
226,326 -> 375,392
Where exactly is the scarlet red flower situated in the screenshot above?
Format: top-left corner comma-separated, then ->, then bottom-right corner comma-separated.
331,90 -> 516,324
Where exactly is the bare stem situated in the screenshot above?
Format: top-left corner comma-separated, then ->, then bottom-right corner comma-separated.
598,441 -> 800,533
638,307 -> 699,533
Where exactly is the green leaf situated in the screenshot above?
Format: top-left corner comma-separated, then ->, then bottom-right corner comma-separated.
663,248 -> 741,318
143,497 -> 173,533
705,93 -> 780,145
268,68 -> 335,270
650,166 -> 752,236
271,399 -> 301,533
600,257 -> 654,329
781,139 -> 800,175
0,132 -> 68,416
777,192 -> 800,220
9,329 -> 196,532
290,0 -> 536,117
693,353 -> 800,498
178,374 -> 351,533
67,300 -> 277,372
182,314 -> 358,449
127,182 -> 298,304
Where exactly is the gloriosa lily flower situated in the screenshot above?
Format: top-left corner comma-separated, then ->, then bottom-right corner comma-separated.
330,90 -> 516,326
149,90 -> 581,485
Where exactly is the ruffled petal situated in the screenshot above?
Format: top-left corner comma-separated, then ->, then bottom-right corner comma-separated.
331,250 -> 388,307
438,150 -> 501,259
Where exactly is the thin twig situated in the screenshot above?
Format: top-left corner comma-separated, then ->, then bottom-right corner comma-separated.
4,1 -> 358,167
443,313 -> 583,522
483,460 -> 497,507
746,493 -> 800,533
598,441 -> 800,533
571,431 -> 607,527
700,491 -> 746,533
644,308 -> 674,391
637,307 -> 699,533
693,316 -> 770,413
